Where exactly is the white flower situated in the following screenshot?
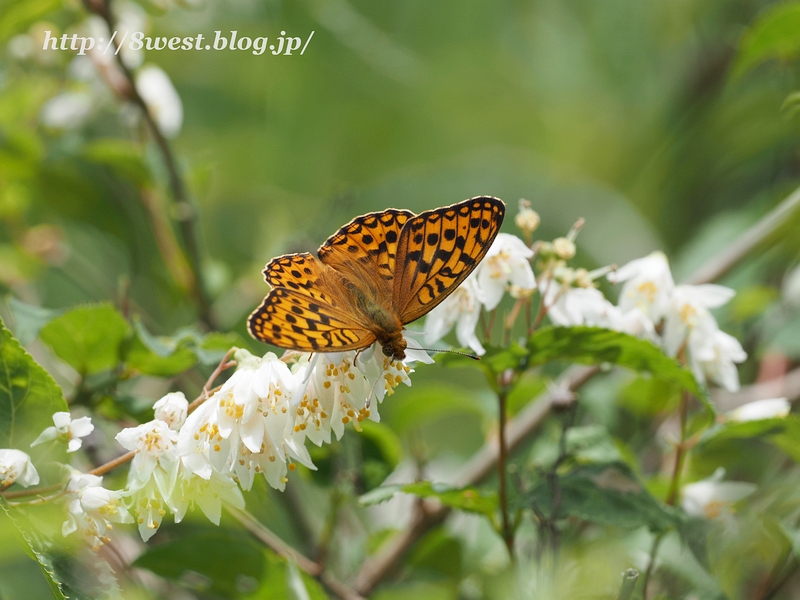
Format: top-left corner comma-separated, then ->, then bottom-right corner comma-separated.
546,286 -> 613,327
116,419 -> 180,496
135,65 -> 183,138
476,233 -> 536,310
663,284 -> 736,357
0,449 -> 39,488
32,411 -> 94,453
154,392 -> 188,430
688,320 -> 747,392
62,472 -> 132,550
726,398 -> 790,422
609,251 -> 675,322
178,349 -> 313,492
424,275 -> 486,356
172,467 -> 245,526
40,92 -> 93,130
292,339 -> 426,448
681,468 -> 756,519
128,478 -> 172,541
177,398 -> 223,481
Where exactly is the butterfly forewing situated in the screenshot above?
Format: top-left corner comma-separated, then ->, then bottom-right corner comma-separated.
393,197 -> 505,323
318,208 -> 414,283
248,288 -> 376,352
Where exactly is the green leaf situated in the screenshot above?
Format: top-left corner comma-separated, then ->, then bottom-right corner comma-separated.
126,319 -> 197,377
82,139 -> 151,186
523,461 -> 677,533
360,482 -> 498,517
133,530 -> 266,597
0,317 -> 67,449
6,297 -> 62,346
527,326 -> 710,412
732,2 -> 800,80
359,484 -> 404,506
701,416 -> 800,462
39,304 -> 130,376
0,498 -> 67,600
126,318 -> 241,377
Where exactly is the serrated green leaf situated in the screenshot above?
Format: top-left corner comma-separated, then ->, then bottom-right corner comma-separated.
732,2 -> 800,80
523,461 -> 677,533
39,304 -> 130,376
133,530 -> 266,597
0,498 -> 67,600
6,297 -> 62,346
0,317 -> 67,449
527,326 -> 711,413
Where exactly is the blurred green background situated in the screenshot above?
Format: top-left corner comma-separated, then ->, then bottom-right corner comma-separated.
3,0 -> 800,598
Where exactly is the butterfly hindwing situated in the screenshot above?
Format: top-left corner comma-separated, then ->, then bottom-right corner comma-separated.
318,208 -> 414,283
248,288 -> 376,352
263,253 -> 334,304
393,196 -> 505,323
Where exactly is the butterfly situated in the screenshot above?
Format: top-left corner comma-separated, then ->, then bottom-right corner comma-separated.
248,196 -> 505,361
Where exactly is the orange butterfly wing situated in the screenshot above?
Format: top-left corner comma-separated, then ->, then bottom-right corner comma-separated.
317,208 -> 414,284
248,198 -> 505,352
393,196 -> 505,323
248,254 -> 376,351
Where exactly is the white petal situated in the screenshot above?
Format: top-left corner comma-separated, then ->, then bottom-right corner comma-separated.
728,398 -> 790,422
30,426 -> 57,447
69,416 -> 94,438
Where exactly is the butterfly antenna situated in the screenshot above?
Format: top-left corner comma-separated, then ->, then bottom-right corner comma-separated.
418,348 -> 481,361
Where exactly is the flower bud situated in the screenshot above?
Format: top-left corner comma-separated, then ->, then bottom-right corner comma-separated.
154,392 -> 189,430
553,237 -> 576,260
515,200 -> 541,234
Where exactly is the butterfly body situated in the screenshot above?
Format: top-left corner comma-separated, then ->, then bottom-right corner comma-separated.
248,197 -> 505,360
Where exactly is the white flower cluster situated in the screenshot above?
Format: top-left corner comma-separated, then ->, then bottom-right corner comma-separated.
543,252 -> 747,391
17,340 -> 428,546
607,252 -> 746,391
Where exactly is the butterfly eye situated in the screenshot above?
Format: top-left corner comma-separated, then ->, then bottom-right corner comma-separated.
382,346 -> 394,357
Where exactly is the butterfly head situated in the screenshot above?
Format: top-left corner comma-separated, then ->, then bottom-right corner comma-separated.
379,331 -> 406,362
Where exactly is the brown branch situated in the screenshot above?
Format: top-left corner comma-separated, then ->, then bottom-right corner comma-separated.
82,0 -> 214,329
227,506 -> 366,600
684,184 -> 800,285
